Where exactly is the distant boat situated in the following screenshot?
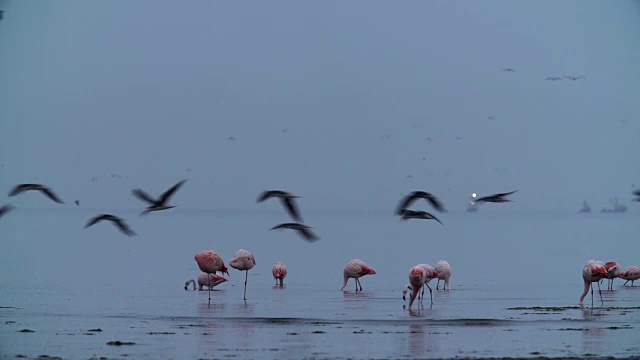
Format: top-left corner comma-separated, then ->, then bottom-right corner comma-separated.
579,201 -> 591,213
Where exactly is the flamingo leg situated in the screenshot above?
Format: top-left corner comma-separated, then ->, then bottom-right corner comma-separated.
436,279 -> 441,290
207,273 -> 212,302
420,287 -> 425,308
244,270 -> 248,301
597,280 -> 603,307
426,283 -> 433,307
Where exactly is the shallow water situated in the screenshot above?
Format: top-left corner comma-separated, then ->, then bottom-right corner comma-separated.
1,209 -> 639,359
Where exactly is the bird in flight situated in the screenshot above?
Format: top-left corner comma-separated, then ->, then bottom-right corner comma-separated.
545,77 -> 562,81
132,179 -> 187,215
399,209 -> 443,225
473,190 -> 518,204
395,191 -> 446,215
632,189 -> 640,202
85,214 -> 137,236
270,222 -> 319,242
502,68 -> 516,72
257,190 -> 303,222
0,204 -> 15,218
8,184 -> 65,204
563,75 -> 585,81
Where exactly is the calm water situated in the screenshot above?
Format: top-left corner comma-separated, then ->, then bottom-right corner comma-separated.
1,208 -> 639,359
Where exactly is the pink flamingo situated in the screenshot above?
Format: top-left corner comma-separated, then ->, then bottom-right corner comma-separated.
579,260 -> 608,308
229,249 -> 256,300
185,272 -> 228,291
340,259 -> 376,292
603,261 -> 621,290
272,261 -> 288,286
435,260 -> 452,290
194,250 -> 230,301
402,263 -> 439,308
619,266 -> 640,286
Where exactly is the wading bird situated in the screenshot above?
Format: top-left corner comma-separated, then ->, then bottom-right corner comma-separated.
579,260 -> 608,308
341,259 -> 376,292
229,249 -> 256,301
184,272 -> 228,291
435,260 -> 452,290
272,261 -> 288,286
619,266 -> 640,286
194,250 -> 230,301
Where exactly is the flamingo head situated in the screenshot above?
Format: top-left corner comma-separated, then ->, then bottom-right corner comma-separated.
220,264 -> 230,276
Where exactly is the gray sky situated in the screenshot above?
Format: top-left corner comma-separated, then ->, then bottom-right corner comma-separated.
1,0 -> 639,213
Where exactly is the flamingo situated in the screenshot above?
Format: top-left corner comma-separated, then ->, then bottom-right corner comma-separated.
185,272 -> 228,291
619,266 -> 640,286
579,260 -> 608,308
229,249 -> 256,300
403,264 -> 439,309
435,260 -> 452,290
272,261 -> 288,286
194,250 -> 230,301
340,259 -> 376,292
603,261 -> 621,290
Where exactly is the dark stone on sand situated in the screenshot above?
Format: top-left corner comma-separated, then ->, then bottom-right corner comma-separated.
106,341 -> 136,346
286,332 -> 298,335
5,321 -> 16,324
37,356 -> 63,360
146,332 -> 175,335
311,330 -> 325,334
0,306 -> 17,308
15,355 -> 27,358
87,328 -> 102,332
17,329 -> 34,333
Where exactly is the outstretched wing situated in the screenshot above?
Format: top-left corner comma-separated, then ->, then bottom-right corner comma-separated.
8,184 -> 37,196
395,192 -> 419,215
427,212 -> 444,226
423,193 -> 446,213
0,204 -> 15,218
298,227 -> 319,242
113,218 -> 137,236
282,197 -> 303,222
132,189 -> 156,204
159,179 -> 187,203
39,187 -> 64,204
494,190 -> 518,198
257,190 -> 286,202
85,214 -> 109,228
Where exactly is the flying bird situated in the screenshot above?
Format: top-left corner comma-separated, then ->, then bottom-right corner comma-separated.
632,189 -> 640,201
0,204 -> 15,218
563,74 -> 585,81
8,184 -> 64,204
132,179 -> 187,215
395,191 -> 446,215
269,222 -> 319,242
579,260 -> 608,308
84,214 -> 137,236
399,210 -> 443,225
545,77 -> 563,81
473,190 -> 518,204
257,190 -> 303,222
502,68 -> 516,72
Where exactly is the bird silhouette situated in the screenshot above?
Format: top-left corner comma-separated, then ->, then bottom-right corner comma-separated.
84,214 -> 137,236
545,77 -> 563,81
132,179 -> 187,215
473,190 -> 518,204
257,190 -> 303,222
8,184 -> 64,204
563,75 -> 585,81
0,204 -> 15,218
395,191 -> 446,214
269,222 -> 319,242
399,209 -> 443,225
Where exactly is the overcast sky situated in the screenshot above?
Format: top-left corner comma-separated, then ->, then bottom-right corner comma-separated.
1,0 -> 639,213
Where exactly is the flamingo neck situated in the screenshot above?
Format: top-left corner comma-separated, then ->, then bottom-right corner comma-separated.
185,279 -> 196,291
340,274 -> 349,290
579,279 -> 590,304
408,286 -> 421,309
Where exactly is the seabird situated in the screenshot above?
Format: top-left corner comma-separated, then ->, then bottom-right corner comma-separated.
132,179 -> 187,215
633,189 -> 640,202
474,190 -> 518,203
257,190 -> 303,222
395,191 -> 446,215
563,75 -> 585,81
269,223 -> 319,242
8,184 -> 65,204
399,209 -> 443,225
545,77 -> 563,81
502,68 -> 516,72
0,204 -> 15,218
85,214 -> 137,236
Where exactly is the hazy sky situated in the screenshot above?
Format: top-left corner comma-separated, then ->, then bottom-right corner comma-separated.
1,0 -> 639,213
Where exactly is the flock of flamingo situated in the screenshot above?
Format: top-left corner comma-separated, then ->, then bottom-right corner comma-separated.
3,181 -> 639,310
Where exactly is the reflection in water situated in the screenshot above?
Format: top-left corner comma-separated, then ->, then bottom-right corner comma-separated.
581,308 -> 606,354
